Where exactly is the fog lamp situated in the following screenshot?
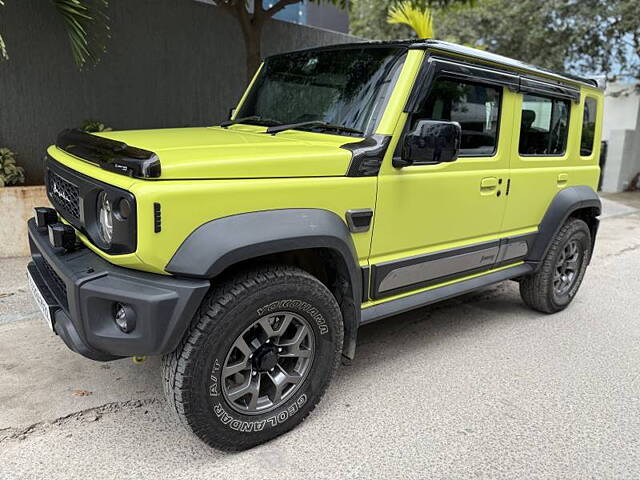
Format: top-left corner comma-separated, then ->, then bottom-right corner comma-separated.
114,303 -> 136,333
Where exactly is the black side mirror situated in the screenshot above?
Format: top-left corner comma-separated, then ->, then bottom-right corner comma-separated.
394,120 -> 462,168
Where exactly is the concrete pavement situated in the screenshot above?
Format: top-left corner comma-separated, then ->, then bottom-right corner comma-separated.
1,196 -> 639,479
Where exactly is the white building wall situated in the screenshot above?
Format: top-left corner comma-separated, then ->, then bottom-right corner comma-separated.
601,82 -> 640,192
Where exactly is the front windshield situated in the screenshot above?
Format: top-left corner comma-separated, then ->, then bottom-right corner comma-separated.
235,46 -> 407,136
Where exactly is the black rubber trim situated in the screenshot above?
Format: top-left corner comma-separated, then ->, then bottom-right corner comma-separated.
28,218 -> 210,360
56,128 -> 161,179
520,76 -> 580,102
527,186 -> 601,267
361,263 -> 534,324
342,135 -> 391,177
361,266 -> 370,303
371,239 -> 501,299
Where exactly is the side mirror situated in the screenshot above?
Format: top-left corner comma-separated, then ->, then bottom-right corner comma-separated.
228,107 -> 237,120
394,120 -> 462,168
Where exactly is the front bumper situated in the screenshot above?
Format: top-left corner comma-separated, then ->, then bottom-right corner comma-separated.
27,218 -> 210,361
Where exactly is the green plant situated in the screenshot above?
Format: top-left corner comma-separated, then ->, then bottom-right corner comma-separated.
0,148 -> 25,187
0,0 -> 110,69
387,1 -> 434,38
80,119 -> 112,133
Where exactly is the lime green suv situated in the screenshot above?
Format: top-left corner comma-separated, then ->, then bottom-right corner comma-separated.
27,40 -> 603,450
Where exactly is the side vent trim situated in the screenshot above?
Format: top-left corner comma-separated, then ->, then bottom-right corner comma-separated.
153,203 -> 162,233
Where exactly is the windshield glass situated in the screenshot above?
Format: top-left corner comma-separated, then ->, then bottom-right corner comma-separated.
235,47 -> 407,136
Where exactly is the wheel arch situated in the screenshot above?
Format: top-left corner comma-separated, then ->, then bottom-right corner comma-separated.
527,186 -> 601,268
165,209 -> 362,359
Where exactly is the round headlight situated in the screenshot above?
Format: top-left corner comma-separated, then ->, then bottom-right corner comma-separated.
97,191 -> 113,245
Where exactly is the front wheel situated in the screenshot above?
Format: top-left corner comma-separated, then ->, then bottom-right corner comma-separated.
162,265 -> 343,451
520,218 -> 592,313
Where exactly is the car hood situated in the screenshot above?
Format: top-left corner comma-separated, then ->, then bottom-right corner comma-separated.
91,126 -> 361,180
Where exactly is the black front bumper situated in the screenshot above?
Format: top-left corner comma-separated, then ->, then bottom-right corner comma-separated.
27,218 -> 210,361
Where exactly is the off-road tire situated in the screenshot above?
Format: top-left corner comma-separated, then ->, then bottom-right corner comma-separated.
520,218 -> 592,313
162,264 -> 343,451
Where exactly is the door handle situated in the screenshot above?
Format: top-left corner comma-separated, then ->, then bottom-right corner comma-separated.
480,177 -> 499,190
557,173 -> 569,186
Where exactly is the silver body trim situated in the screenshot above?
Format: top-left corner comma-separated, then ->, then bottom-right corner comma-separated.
378,246 -> 500,292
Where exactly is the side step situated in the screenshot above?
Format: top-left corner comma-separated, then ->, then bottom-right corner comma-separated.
360,263 -> 532,325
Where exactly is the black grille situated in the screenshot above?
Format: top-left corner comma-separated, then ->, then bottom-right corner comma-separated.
47,169 -> 80,221
39,257 -> 68,308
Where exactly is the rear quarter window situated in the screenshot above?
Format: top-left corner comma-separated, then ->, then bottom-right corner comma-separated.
580,97 -> 598,156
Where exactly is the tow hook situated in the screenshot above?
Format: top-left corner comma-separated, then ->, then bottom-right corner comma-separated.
132,356 -> 147,364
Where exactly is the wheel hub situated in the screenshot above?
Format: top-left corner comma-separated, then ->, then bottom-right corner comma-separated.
253,345 -> 279,372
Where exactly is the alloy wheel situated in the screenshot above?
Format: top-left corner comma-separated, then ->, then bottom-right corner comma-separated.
221,311 -> 315,415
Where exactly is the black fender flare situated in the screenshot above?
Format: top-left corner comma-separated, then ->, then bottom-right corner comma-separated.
527,186 -> 601,266
166,208 -> 362,358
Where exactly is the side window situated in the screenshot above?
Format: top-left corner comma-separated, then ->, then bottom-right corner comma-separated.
417,78 -> 502,156
519,94 -> 570,156
580,97 -> 597,156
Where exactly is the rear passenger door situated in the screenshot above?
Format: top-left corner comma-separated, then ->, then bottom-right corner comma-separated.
369,59 -> 516,300
501,83 -> 578,236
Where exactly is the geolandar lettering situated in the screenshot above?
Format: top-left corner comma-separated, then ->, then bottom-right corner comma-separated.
27,39 -> 602,450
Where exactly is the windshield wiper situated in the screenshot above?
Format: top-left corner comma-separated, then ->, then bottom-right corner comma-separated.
220,116 -> 282,128
265,121 -> 364,136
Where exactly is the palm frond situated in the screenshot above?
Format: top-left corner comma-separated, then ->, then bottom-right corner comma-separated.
387,1 -> 434,39
52,0 -> 110,69
0,0 -> 7,60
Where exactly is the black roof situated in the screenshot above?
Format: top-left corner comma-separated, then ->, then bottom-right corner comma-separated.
270,39 -> 600,89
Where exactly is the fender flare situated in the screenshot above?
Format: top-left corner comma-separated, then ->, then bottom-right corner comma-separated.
166,208 -> 362,358
527,186 -> 601,265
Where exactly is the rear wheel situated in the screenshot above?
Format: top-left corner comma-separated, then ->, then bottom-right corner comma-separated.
520,218 -> 592,313
162,265 -> 343,451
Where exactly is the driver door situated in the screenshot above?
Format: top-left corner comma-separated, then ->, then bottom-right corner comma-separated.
368,66 -> 516,300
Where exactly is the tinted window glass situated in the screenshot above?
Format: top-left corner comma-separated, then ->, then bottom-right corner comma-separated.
417,78 -> 501,156
519,94 -> 570,156
580,97 -> 597,156
236,47 -> 407,135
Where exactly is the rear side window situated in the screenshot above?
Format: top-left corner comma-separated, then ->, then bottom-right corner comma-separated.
580,97 -> 597,156
417,78 -> 502,156
519,94 -> 570,156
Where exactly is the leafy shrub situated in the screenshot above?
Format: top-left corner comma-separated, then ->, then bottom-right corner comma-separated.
0,148 -> 25,187
80,119 -> 112,133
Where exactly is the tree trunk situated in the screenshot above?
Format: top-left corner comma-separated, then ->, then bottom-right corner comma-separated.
241,23 -> 263,83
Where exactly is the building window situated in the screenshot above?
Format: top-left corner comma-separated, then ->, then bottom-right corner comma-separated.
417,78 -> 502,156
580,97 -> 597,156
519,94 -> 570,156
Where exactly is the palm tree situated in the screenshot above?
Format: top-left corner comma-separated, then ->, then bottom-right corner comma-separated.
0,0 -> 110,69
387,1 -> 434,38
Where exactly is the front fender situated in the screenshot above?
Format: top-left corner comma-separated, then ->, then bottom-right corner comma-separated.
165,209 -> 362,357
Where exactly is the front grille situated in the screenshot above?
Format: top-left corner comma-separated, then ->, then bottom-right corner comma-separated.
39,256 -> 68,308
47,169 -> 80,221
